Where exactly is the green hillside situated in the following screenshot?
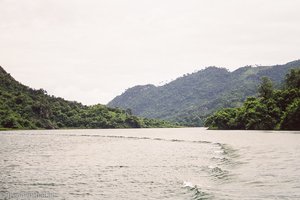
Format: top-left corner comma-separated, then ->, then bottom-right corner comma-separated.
108,60 -> 300,126
205,69 -> 300,130
0,66 -> 176,129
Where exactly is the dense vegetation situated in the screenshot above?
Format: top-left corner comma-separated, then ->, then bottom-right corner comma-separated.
204,69 -> 300,130
0,66 -> 176,129
108,60 -> 300,126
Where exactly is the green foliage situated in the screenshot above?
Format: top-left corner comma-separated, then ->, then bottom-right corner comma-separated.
258,77 -> 273,99
285,68 -> 300,89
280,98 -> 300,130
0,66 -> 176,130
108,60 -> 300,126
205,69 -> 300,130
204,108 -> 238,130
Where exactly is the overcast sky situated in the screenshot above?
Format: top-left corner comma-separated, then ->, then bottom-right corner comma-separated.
1,0 -> 299,105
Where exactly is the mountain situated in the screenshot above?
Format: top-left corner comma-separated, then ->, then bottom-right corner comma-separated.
108,60 -> 300,126
0,66 -> 175,129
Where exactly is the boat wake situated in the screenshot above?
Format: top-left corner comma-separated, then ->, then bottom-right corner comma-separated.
182,181 -> 213,200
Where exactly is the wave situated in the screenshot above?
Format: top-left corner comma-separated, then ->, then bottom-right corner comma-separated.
6,132 -> 217,146
211,143 -> 242,167
48,133 -> 216,146
182,181 -> 213,200
208,166 -> 231,180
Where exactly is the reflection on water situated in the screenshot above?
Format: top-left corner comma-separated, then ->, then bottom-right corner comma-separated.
0,128 -> 300,200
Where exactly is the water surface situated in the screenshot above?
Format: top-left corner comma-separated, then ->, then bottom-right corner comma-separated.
1,128 -> 300,199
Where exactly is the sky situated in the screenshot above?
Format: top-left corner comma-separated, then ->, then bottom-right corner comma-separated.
1,0 -> 300,105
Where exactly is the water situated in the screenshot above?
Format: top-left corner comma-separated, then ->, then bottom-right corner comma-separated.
1,128 -> 300,200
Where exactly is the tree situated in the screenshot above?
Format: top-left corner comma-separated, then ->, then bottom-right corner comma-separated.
285,69 -> 300,89
204,108 -> 238,129
205,68 -> 300,130
1,114 -> 20,128
280,98 -> 300,130
258,77 -> 273,100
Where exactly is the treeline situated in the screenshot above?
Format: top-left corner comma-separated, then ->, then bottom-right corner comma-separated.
205,69 -> 300,130
0,66 -> 176,129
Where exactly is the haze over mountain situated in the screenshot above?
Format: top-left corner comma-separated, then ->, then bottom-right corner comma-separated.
108,60 -> 300,126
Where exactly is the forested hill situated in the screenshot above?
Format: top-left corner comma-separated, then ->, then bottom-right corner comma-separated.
0,66 -> 175,129
108,60 -> 300,126
205,69 -> 300,130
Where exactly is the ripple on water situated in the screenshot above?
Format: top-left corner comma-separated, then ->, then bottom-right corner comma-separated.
182,181 -> 214,200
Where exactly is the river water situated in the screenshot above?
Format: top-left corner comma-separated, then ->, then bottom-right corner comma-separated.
1,128 -> 300,200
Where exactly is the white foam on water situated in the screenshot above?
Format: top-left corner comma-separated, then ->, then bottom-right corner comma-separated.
182,181 -> 195,188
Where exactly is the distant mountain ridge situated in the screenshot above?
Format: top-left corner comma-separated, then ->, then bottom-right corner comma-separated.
108,60 -> 300,126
